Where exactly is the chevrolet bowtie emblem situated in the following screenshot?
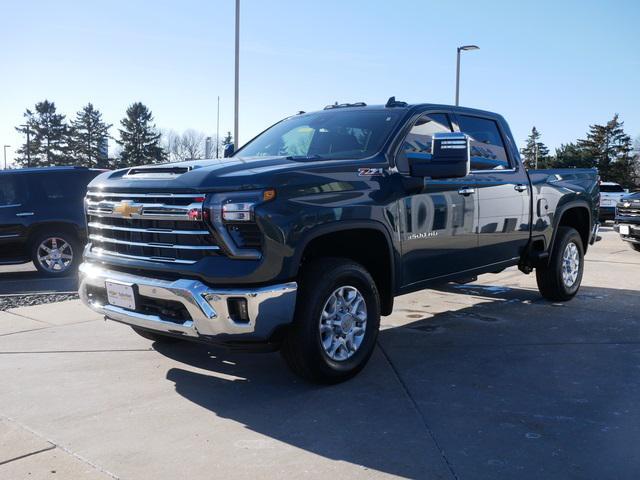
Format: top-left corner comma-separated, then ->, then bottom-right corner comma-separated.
113,201 -> 142,218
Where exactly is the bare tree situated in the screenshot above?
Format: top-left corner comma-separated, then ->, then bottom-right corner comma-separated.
161,129 -> 184,162
181,129 -> 205,160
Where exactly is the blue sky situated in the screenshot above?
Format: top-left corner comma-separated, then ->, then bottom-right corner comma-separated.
1,0 -> 639,164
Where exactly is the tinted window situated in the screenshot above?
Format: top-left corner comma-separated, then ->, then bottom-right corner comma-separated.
457,115 -> 510,170
238,110 -> 401,160
0,175 -> 27,206
600,184 -> 624,193
397,113 -> 452,173
35,172 -> 91,200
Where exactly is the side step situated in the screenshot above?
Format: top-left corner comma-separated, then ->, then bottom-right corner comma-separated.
454,276 -> 478,285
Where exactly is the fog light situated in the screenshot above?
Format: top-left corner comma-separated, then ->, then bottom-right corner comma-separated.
227,297 -> 250,323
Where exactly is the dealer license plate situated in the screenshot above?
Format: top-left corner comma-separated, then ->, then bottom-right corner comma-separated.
105,281 -> 136,310
620,225 -> 630,235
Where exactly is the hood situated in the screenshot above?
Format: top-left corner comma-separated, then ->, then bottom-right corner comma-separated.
88,156 -> 340,193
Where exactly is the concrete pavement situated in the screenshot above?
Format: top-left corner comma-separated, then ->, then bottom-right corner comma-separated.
1,227 -> 639,479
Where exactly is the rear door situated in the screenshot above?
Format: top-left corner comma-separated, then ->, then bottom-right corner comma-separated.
397,112 -> 480,286
0,174 -> 30,259
454,114 -> 531,264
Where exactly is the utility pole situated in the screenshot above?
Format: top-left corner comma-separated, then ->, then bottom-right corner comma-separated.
20,124 -> 31,167
216,95 -> 220,158
234,0 -> 240,149
3,145 -> 10,170
455,45 -> 480,106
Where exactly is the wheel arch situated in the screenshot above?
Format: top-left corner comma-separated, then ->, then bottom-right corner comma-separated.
294,221 -> 398,316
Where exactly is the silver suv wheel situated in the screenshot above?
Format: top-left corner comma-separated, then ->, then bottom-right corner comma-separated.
319,286 -> 367,362
36,237 -> 74,273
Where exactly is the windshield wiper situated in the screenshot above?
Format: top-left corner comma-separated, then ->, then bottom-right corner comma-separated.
285,154 -> 324,161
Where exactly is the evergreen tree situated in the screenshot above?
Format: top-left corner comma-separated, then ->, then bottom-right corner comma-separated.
14,100 -> 70,167
69,103 -> 112,167
520,127 -> 550,169
117,102 -> 166,166
577,114 -> 633,183
553,142 -> 594,169
222,131 -> 233,146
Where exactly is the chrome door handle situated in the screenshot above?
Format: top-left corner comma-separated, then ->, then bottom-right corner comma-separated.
16,212 -> 34,217
458,188 -> 476,196
514,184 -> 528,192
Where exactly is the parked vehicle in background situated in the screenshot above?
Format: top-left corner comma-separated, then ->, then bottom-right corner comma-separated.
0,167 -> 104,276
599,182 -> 627,221
78,100 -> 600,383
615,192 -> 640,252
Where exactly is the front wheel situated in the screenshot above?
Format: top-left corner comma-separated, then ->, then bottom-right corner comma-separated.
281,258 -> 380,384
536,226 -> 584,301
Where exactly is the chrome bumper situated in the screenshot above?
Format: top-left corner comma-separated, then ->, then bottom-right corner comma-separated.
78,262 -> 297,341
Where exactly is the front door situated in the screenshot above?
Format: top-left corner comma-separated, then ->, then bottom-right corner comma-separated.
455,114 -> 532,264
0,174 -> 30,262
396,112 -> 480,287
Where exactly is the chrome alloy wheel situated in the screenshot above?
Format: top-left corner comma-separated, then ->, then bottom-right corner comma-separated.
561,241 -> 580,288
319,286 -> 367,362
37,237 -> 74,273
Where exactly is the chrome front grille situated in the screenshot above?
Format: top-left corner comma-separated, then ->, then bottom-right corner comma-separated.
617,205 -> 640,217
86,191 -> 218,264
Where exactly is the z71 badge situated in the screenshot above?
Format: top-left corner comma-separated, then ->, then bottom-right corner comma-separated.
358,168 -> 384,177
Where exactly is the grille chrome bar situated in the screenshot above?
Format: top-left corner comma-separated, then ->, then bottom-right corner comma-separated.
87,192 -> 206,198
91,247 -> 197,265
86,200 -> 202,221
89,234 -> 219,251
87,222 -> 209,235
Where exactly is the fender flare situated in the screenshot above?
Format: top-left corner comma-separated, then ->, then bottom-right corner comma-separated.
548,199 -> 592,255
291,219 -> 399,315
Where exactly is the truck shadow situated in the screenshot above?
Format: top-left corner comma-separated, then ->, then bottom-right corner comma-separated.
154,283 -> 640,479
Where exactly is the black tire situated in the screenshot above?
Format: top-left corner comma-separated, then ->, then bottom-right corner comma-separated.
131,327 -> 182,344
29,229 -> 81,277
536,226 -> 584,301
629,243 -> 640,252
281,258 -> 381,384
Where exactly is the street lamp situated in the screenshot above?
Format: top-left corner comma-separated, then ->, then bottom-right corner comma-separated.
3,145 -> 9,170
455,45 -> 479,106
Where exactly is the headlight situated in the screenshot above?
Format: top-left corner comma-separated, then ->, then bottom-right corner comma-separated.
205,189 -> 276,259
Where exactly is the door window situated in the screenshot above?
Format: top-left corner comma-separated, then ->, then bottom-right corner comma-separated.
398,113 -> 452,172
457,115 -> 510,171
0,176 -> 26,206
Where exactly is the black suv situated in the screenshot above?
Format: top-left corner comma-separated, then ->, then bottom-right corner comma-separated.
0,167 -> 103,276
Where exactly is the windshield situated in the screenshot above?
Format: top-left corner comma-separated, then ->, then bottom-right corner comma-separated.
237,109 -> 402,160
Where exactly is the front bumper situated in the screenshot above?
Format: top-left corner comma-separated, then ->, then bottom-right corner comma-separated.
78,262 -> 297,342
614,223 -> 640,243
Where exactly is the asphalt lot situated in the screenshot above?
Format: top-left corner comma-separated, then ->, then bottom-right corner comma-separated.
1,226 -> 639,479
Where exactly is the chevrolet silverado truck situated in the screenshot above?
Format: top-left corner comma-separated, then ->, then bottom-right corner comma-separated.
79,99 -> 599,383
614,192 -> 640,251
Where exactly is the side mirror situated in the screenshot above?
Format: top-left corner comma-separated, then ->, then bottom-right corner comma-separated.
409,132 -> 470,179
223,143 -> 235,158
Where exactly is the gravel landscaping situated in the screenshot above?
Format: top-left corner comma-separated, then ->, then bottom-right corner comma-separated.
0,293 -> 79,311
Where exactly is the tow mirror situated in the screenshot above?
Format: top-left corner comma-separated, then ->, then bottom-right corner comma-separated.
223,143 -> 235,158
409,132 -> 470,179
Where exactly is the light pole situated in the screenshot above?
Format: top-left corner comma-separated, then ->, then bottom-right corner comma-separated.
216,95 -> 220,158
455,45 -> 479,106
3,145 -> 9,170
234,0 -> 240,149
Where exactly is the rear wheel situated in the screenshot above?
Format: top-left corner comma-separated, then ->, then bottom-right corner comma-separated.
131,327 -> 182,344
30,230 -> 81,277
536,226 -> 584,301
281,258 -> 380,384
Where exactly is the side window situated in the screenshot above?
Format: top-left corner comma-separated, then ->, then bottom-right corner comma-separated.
398,113 -> 452,172
38,173 -> 89,200
456,115 -> 510,171
0,176 -> 26,206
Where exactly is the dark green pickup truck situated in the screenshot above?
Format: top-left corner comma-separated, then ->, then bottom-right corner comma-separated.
79,100 -> 600,383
